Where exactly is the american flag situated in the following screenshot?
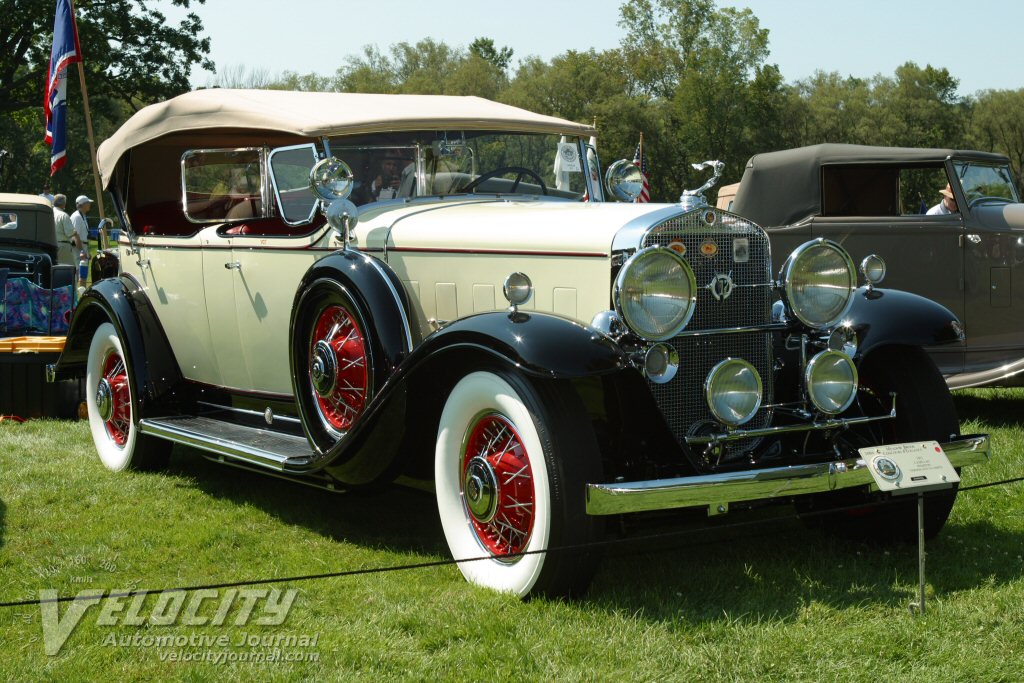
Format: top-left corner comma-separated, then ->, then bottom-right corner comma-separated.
632,135 -> 650,203
44,0 -> 82,175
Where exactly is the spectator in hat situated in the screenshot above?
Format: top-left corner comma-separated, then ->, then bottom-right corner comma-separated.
70,195 -> 93,262
52,194 -> 79,265
371,153 -> 414,201
927,183 -> 958,216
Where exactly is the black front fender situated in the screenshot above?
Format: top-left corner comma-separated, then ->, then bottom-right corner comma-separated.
289,249 -> 414,382
846,286 -> 963,361
317,310 -> 630,485
52,276 -> 188,417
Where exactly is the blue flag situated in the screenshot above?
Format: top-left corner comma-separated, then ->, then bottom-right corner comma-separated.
44,0 -> 82,175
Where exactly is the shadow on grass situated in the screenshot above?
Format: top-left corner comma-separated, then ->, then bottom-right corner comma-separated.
162,445 -> 1020,620
953,389 -> 1024,428
0,497 -> 5,550
588,511 -> 1023,622
164,445 -> 449,558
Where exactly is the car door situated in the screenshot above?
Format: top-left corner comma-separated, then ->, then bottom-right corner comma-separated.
961,215 -> 1024,377
231,240 -> 323,397
202,232 -> 251,391
809,214 -> 965,376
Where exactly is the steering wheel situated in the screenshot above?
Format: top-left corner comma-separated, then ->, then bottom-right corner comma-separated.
967,195 -> 1013,210
459,166 -> 548,195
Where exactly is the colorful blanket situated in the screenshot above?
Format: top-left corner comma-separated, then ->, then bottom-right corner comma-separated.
0,274 -> 73,335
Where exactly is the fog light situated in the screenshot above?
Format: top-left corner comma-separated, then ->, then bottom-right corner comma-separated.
644,343 -> 679,384
705,358 -> 762,427
805,350 -> 858,414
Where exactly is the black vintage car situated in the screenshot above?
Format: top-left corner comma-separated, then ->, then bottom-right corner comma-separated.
728,144 -> 1024,389
0,192 -> 75,335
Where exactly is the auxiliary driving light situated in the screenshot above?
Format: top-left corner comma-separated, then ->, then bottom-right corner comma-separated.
805,350 -> 858,415
644,343 -> 679,384
705,358 -> 762,427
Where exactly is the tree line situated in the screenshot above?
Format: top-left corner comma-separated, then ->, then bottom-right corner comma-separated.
2,0 -> 1021,207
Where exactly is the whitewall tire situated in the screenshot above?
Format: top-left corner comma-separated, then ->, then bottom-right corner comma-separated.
85,322 -> 170,472
435,370 -> 602,598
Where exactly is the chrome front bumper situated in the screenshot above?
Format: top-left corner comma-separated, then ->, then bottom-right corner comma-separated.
585,434 -> 990,516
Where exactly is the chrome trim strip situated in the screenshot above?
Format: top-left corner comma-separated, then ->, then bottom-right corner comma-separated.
138,418 -> 313,471
611,205 -> 691,252
196,400 -> 302,425
361,252 -> 415,351
585,434 -> 990,516
677,322 -> 788,337
685,405 -> 894,447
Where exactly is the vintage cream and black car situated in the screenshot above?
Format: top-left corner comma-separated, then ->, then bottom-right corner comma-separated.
729,144 -> 1024,389
51,91 -> 989,597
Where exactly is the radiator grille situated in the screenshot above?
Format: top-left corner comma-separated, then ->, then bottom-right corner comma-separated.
641,210 -> 774,455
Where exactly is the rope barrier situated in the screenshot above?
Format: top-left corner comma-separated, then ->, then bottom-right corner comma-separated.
1,473 -> 1020,610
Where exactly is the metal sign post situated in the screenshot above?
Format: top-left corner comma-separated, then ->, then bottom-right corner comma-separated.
859,441 -> 960,617
909,493 -> 926,615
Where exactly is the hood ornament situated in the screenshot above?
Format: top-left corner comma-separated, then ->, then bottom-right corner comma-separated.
680,160 -> 724,211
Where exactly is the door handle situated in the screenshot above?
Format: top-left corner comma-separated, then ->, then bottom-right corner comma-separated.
966,234 -> 981,244
224,261 -> 241,270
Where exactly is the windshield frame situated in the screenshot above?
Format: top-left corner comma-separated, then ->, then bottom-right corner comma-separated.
325,130 -> 595,206
952,159 -> 1021,209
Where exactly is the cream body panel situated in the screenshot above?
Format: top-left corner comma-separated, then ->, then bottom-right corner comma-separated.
230,230 -> 335,395
118,230 -> 219,385
363,199 -> 672,337
201,233 -> 250,390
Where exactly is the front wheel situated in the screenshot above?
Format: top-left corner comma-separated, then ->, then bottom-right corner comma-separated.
801,346 -> 960,541
435,370 -> 602,598
85,322 -> 171,471
292,283 -> 374,455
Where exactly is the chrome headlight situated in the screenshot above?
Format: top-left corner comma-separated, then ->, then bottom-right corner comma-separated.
613,246 -> 697,341
805,350 -> 858,414
780,239 -> 856,329
705,358 -> 762,427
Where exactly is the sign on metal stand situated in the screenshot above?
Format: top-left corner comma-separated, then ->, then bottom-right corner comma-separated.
859,440 -> 960,616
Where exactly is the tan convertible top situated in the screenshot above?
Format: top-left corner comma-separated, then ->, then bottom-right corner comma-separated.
97,89 -> 596,187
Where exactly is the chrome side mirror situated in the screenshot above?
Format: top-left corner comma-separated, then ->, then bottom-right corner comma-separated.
310,157 -> 358,245
604,159 -> 645,202
325,199 -> 359,246
310,157 -> 354,202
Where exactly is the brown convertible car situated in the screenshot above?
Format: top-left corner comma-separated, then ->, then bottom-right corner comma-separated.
727,144 -> 1024,388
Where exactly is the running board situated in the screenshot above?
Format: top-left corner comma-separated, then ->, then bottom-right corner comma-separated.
138,416 -> 315,471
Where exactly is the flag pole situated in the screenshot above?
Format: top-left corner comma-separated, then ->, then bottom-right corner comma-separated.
75,61 -> 105,220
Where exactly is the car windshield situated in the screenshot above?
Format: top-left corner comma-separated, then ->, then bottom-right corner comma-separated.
327,131 -> 589,205
953,161 -> 1020,206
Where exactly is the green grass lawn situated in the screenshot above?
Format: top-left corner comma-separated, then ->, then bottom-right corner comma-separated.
1,389 -> 1022,681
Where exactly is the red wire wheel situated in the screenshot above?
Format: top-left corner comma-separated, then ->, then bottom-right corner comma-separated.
460,412 -> 536,558
308,304 -> 369,433
98,351 -> 131,447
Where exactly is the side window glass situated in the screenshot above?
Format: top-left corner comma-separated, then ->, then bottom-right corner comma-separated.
269,144 -> 319,225
0,212 -> 17,230
181,148 -> 264,223
899,167 -> 949,215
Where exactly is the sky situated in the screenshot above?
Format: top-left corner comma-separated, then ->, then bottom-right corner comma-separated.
173,0 -> 1022,96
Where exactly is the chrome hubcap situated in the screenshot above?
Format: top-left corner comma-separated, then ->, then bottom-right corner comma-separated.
464,456 -> 498,523
96,378 -> 113,422
310,340 -> 338,397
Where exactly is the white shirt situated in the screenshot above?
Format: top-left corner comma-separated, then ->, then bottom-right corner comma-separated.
70,210 -> 89,244
926,201 -> 953,216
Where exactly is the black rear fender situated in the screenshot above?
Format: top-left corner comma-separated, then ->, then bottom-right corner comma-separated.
51,276 -> 188,417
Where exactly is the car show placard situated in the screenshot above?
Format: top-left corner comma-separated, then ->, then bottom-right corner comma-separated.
859,441 -> 960,494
